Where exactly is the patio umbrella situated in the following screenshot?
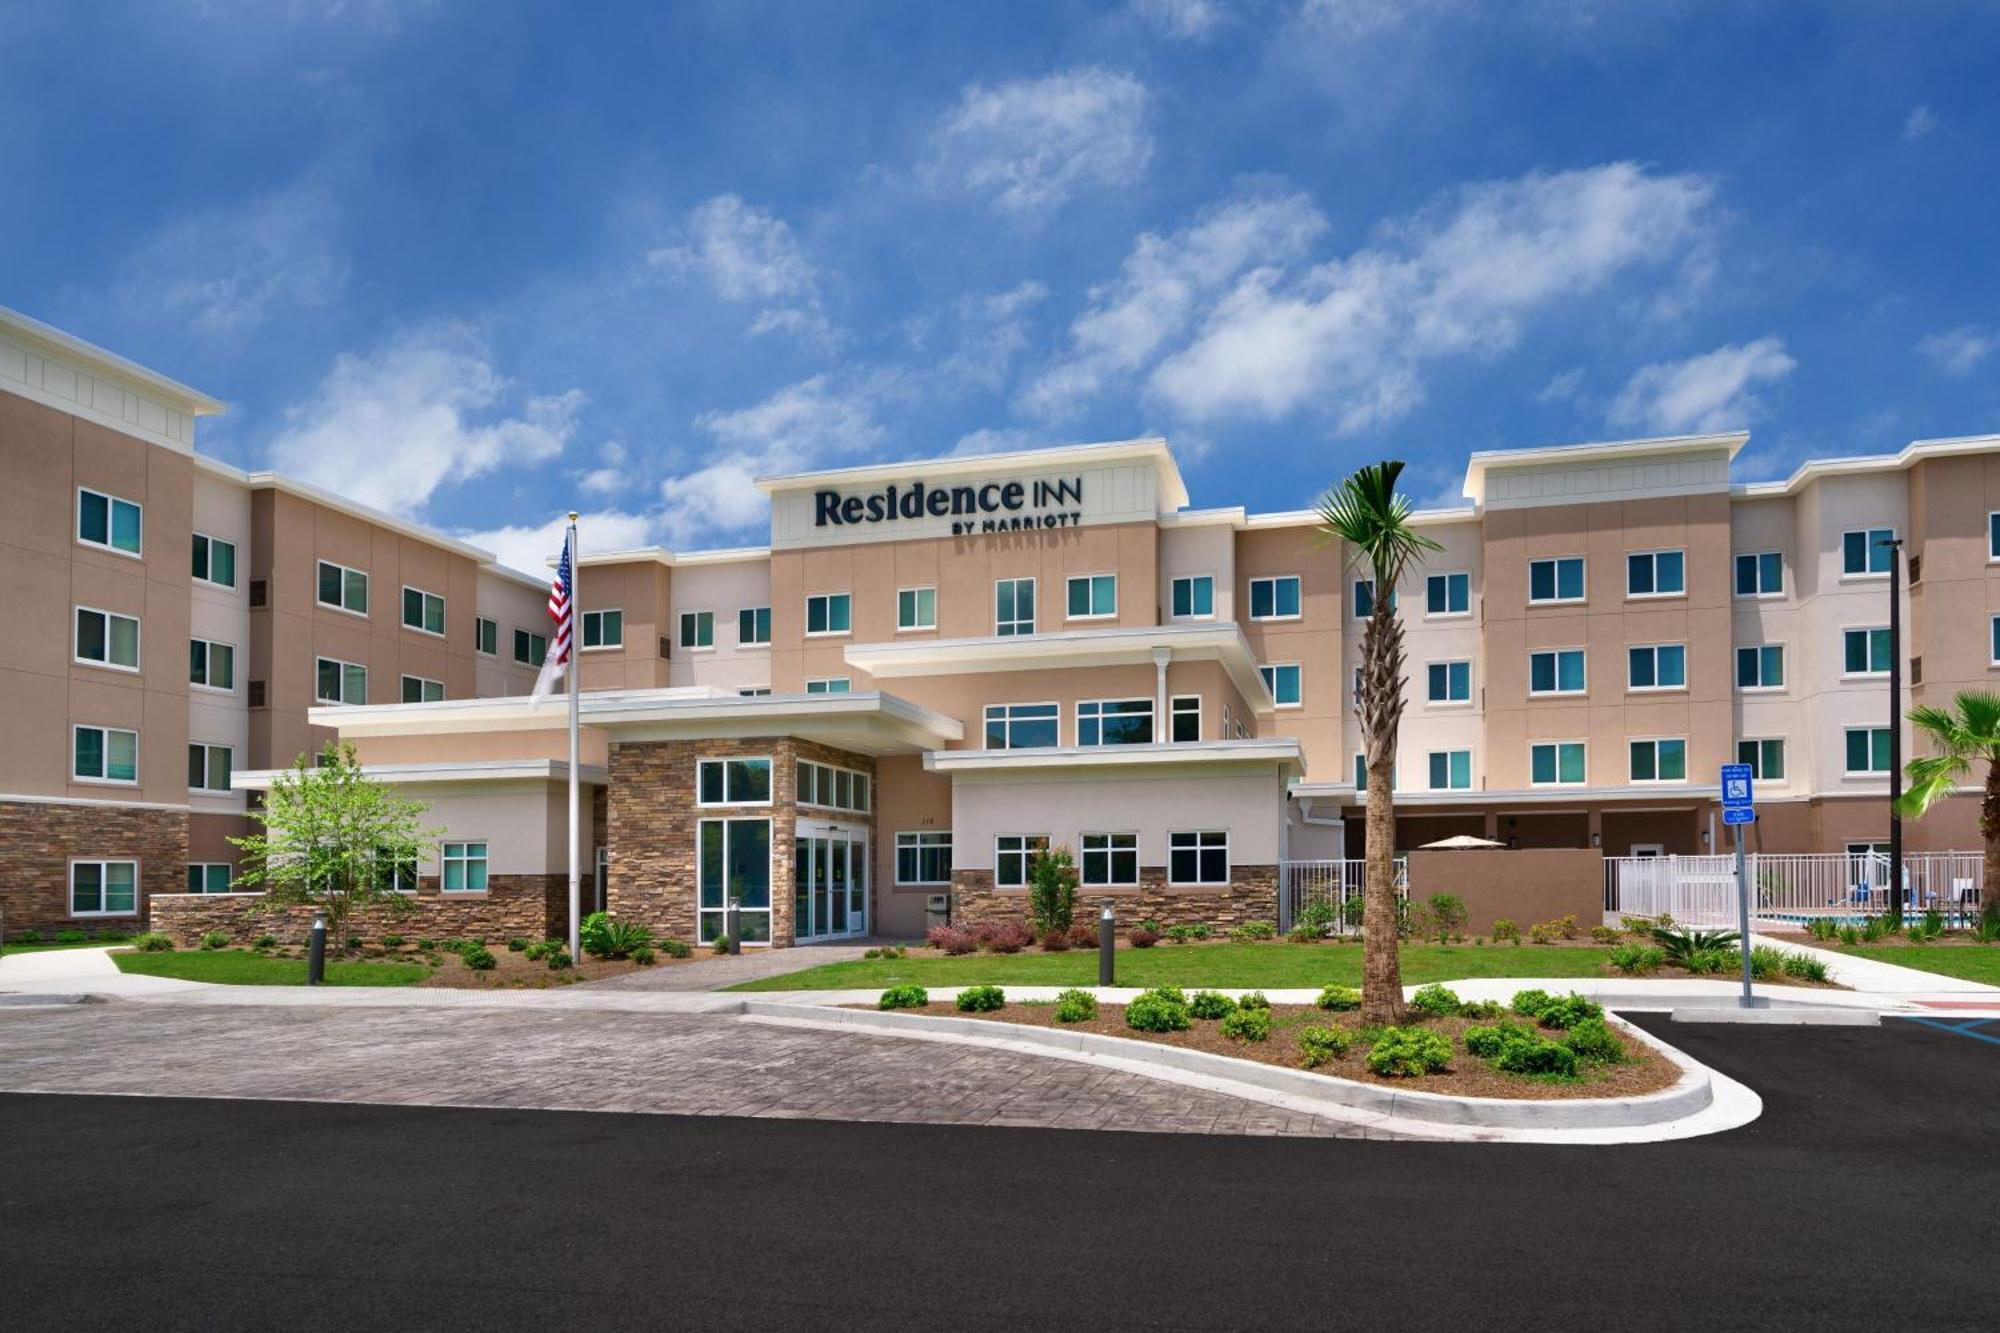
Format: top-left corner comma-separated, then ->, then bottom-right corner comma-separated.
1420,834 -> 1508,850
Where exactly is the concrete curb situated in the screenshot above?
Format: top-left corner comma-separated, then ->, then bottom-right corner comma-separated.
1673,1005 -> 1881,1026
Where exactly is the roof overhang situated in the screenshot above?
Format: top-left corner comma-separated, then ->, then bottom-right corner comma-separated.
1290,782 -> 1722,808
233,759 -> 607,792
1462,431 -> 1748,507
1732,433 -> 2000,499
0,304 -> 225,415
928,738 -> 1302,778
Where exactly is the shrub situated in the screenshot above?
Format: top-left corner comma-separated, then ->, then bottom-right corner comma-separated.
1027,845 -> 1080,935
461,944 -> 497,971
200,931 -> 229,951
1295,898 -> 1338,938
1589,924 -> 1621,944
1463,1020 -> 1537,1058
659,938 -> 692,959
523,939 -> 549,960
1188,990 -> 1238,1020
1491,918 -> 1520,943
1781,953 -> 1830,982
1409,984 -> 1464,1018
985,922 -> 1033,954
56,928 -> 88,944
418,938 -> 439,952
1651,925 -> 1742,969
630,946 -> 656,966
1424,894 -> 1468,944
1861,914 -> 1894,943
254,934 -> 279,950
344,935 -> 363,952
1366,1027 -> 1454,1077
1128,928 -> 1160,949
1512,988 -> 1555,1018
1528,922 -> 1559,945
1286,925 -> 1320,944
131,932 -> 174,952
545,948 -> 574,971
16,929 -> 42,943
1973,905 -> 2000,944
1837,923 -> 1862,947
1315,984 -> 1362,1011
1053,988 -> 1098,1023
1142,986 -> 1188,1005
1140,918 -> 1161,933
96,929 -> 129,943
932,927 -> 978,956
1805,917 -> 1839,943
1230,920 -> 1277,942
1038,928 -> 1070,952
1164,923 -> 1211,944
956,985 -> 1005,1013
879,983 -> 928,1010
1534,993 -> 1604,1030
1067,922 -> 1099,950
1494,1034 -> 1579,1078
1458,999 -> 1504,1019
1296,1025 -> 1353,1068
1220,1007 -> 1273,1043
1686,947 -> 1733,975
1749,945 -> 1786,980
1609,943 -> 1665,976
507,937 -> 530,952
710,936 -> 732,956
580,911 -> 654,960
1562,1018 -> 1625,1066
1126,991 -> 1191,1032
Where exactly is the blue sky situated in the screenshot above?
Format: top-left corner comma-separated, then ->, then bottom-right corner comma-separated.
3,0 -> 1996,572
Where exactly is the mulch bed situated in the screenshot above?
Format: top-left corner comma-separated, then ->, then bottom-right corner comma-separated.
893,1002 -> 1683,1101
257,943 -> 703,988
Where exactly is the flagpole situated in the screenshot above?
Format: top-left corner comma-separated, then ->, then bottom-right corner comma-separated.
566,512 -> 581,967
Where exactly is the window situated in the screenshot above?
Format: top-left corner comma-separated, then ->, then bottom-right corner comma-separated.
1248,575 -> 1301,620
1992,616 -> 2000,666
1426,572 -> 1470,616
1530,741 -> 1586,786
1991,512 -> 2000,562
995,577 -> 1036,636
188,742 -> 232,792
896,831 -> 952,885
1428,749 -> 1473,790
514,628 -> 547,667
738,606 -> 772,646
1353,754 -> 1398,791
995,834 -> 1051,889
1843,627 -> 1890,676
1081,832 -> 1139,886
1426,660 -> 1471,704
1169,830 -> 1228,886
1528,557 -> 1585,604
1627,643 -> 1687,691
679,610 -> 714,650
191,533 -> 236,588
1738,738 -> 1785,781
1735,551 -> 1783,597
797,760 -> 870,813
1529,649 -> 1586,695
1170,694 -> 1202,743
1066,574 -> 1117,619
402,587 -> 446,636
805,677 -> 850,694
582,609 -> 623,649
400,675 -> 445,703
75,606 -> 140,670
739,686 -> 772,697
73,725 -> 138,784
441,841 -> 489,892
1353,580 -> 1398,618
1736,644 -> 1785,690
697,757 -> 773,806
189,638 -> 234,691
71,860 -> 137,916
984,701 -> 1059,749
697,818 -> 772,943
187,863 -> 233,894
805,593 -> 851,635
1842,528 -> 1896,576
375,850 -> 419,894
314,657 -> 367,704
1259,663 -> 1302,708
1626,550 -> 1686,597
78,488 -> 143,556
1171,575 -> 1214,619
897,586 -> 937,631
1630,738 -> 1687,783
1078,698 -> 1153,745
1844,727 -> 1892,775
316,560 -> 369,614
475,616 -> 498,656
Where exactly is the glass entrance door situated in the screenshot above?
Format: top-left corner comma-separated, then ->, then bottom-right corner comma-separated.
794,823 -> 868,941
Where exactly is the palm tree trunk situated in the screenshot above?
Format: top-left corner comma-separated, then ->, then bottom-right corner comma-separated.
1982,758 -> 2000,922
1361,753 -> 1406,1024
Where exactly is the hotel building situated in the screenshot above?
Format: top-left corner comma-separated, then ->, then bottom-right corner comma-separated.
3,306 -> 1995,945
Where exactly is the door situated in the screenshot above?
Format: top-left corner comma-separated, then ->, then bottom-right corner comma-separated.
794,822 -> 869,940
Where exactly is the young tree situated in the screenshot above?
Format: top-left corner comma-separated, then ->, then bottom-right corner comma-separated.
1318,461 -> 1441,1024
1897,691 -> 2000,924
1027,845 -> 1080,935
229,742 -> 441,947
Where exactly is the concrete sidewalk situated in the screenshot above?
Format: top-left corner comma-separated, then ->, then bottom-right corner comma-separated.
0,946 -> 204,997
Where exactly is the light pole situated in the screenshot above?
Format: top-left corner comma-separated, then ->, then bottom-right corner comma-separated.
1882,534 -> 1905,920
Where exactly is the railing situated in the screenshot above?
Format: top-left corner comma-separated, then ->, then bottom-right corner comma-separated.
1604,851 -> 1984,927
1279,858 -> 1407,934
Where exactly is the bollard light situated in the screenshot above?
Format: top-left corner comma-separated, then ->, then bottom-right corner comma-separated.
306,911 -> 327,986
1098,902 -> 1115,987
725,896 -> 742,956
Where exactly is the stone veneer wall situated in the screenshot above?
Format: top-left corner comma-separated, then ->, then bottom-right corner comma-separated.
950,866 -> 1279,934
0,800 -> 188,938
605,736 -> 876,947
147,874 -> 561,948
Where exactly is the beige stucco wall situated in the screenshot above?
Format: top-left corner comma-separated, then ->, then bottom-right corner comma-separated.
476,568 -> 553,698
949,764 -> 1286,872
872,753 -> 953,937
1235,523 -> 1342,782
189,468 -> 251,817
396,780 -> 598,877
668,557 -> 774,693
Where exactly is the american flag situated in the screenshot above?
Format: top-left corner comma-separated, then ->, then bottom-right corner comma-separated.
531,528 -> 575,700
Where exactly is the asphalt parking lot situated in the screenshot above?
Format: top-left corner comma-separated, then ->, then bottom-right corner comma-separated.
3,1015 -> 1995,1332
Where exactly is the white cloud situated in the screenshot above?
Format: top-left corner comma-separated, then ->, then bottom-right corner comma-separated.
1607,336 -> 1796,435
1903,104 -> 1940,140
1019,189 -> 1327,418
647,194 -> 831,342
1130,0 -> 1227,39
1916,325 -> 1997,377
1144,163 -> 1715,429
1537,367 -> 1585,403
466,510 -> 659,578
930,68 -> 1151,215
267,325 -> 585,517
939,281 -> 1050,389
952,427 -> 1046,457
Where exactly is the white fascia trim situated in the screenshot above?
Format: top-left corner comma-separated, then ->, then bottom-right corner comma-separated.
1245,505 -> 1478,530
1731,434 -> 2000,499
752,435 -> 1191,512
1463,430 -> 1749,505
0,790 -> 193,813
572,545 -> 771,570
1289,782 -> 1724,807
232,759 -> 609,792
927,738 -> 1302,775
195,455 -> 504,567
0,304 -> 225,414
1158,506 -> 1247,530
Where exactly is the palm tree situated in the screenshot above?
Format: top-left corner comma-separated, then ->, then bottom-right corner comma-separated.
1317,460 -> 1441,1024
1897,690 -> 2000,924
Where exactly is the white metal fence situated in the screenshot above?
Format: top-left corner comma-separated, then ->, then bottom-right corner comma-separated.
1279,858 -> 1407,934
1604,851 -> 1984,926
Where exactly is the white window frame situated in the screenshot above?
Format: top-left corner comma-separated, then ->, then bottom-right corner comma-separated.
1734,550 -> 1784,599
696,756 -> 774,808
191,532 -> 237,589
795,759 -> 871,814
739,686 -> 772,697
314,656 -> 368,705
1626,642 -> 1688,694
1628,736 -> 1689,785
1841,625 -> 1891,679
897,585 -> 938,632
1990,512 -> 2000,564
984,701 -> 1060,750
1247,574 -> 1302,622
1843,726 -> 1893,777
1737,737 -> 1787,783
1528,647 -> 1587,697
1168,829 -> 1229,887
1427,748 -> 1473,791
189,637 -> 236,693
1077,697 -> 1155,746
400,674 -> 445,704
1169,693 -> 1203,743
188,741 -> 233,793
1080,831 -> 1139,887
441,840 -> 490,893
1527,556 -> 1586,606
1169,574 -> 1215,621
679,609 -> 715,651
1625,549 -> 1687,600
401,585 -> 447,637
69,858 -> 139,917
582,608 -> 624,650
77,487 -> 143,559
1841,527 -> 1896,579
1259,662 -> 1302,709
994,833 -> 1050,889
1425,571 -> 1471,618
72,724 -> 139,786
316,559 -> 370,617
1991,615 -> 2000,668
805,677 -> 851,694
995,576 -> 1037,636
474,616 -> 499,657
894,831 -> 953,886
1529,740 -> 1587,788
1426,659 -> 1472,706
738,606 -> 772,647
75,605 -> 141,673
1736,643 -> 1786,692
805,592 -> 852,638
1065,573 -> 1118,622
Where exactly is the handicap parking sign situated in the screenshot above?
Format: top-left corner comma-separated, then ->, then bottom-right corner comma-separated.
1720,762 -> 1754,807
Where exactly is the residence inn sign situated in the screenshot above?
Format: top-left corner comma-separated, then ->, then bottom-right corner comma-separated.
812,476 -> 1085,535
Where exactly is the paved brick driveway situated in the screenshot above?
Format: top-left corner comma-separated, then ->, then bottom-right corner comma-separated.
0,1002 -> 1392,1138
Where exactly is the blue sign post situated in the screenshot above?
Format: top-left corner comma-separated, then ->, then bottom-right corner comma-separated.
1719,763 -> 1757,1006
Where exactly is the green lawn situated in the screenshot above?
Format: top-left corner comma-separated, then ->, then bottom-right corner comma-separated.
2,937 -> 137,955
112,949 -> 433,987
730,942 -> 1620,991
1837,944 -> 2000,986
